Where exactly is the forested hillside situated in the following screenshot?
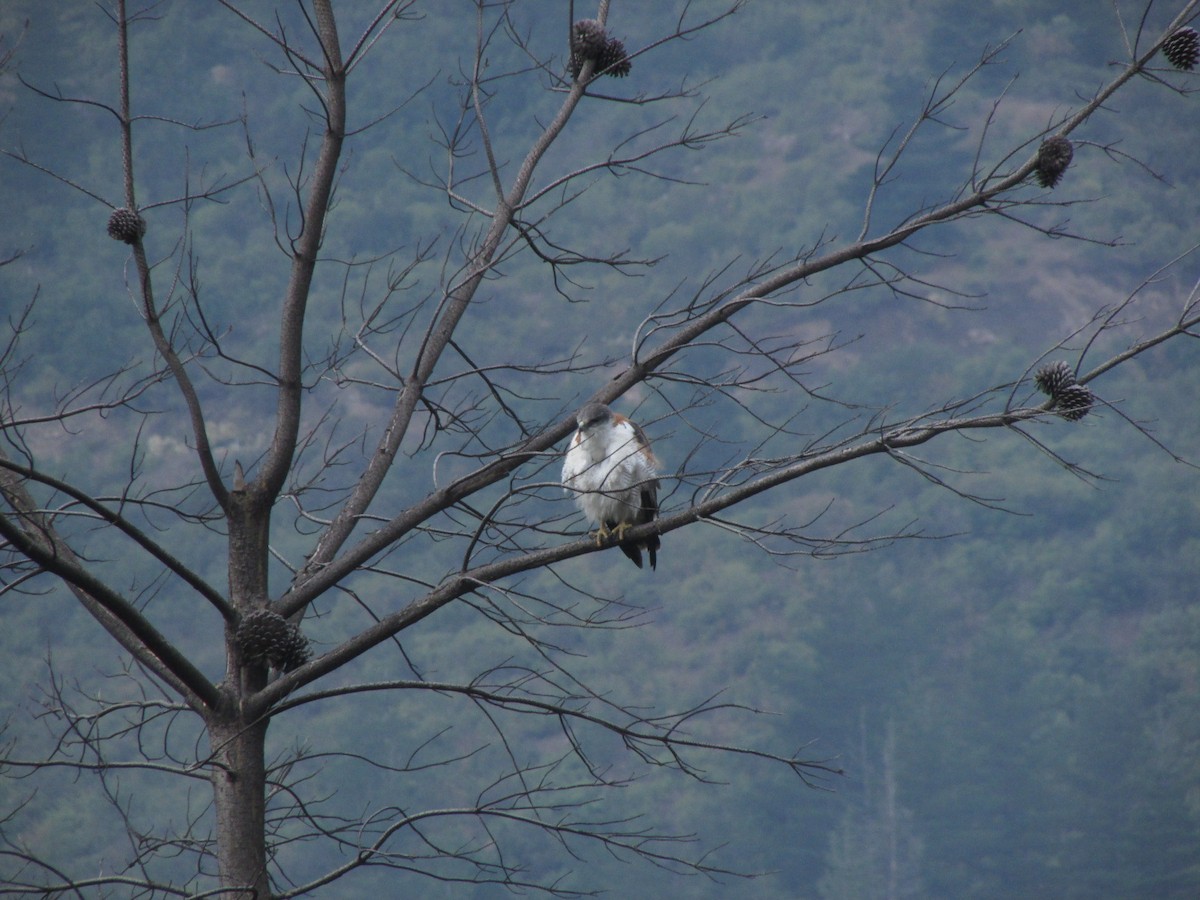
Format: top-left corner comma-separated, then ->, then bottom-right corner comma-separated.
1,1 -> 1198,897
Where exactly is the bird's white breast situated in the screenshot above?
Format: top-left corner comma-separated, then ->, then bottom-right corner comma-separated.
562,420 -> 654,526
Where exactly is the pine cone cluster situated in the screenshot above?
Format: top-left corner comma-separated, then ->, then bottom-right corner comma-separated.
236,608 -> 312,672
1055,384 -> 1095,421
107,207 -> 146,244
1034,360 -> 1094,421
1034,360 -> 1074,397
1034,136 -> 1073,189
1162,26 -> 1199,71
569,19 -> 631,79
572,19 -> 607,57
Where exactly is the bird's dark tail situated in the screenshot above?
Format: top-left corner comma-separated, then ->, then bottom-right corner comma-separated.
618,541 -> 644,569
618,535 -> 660,570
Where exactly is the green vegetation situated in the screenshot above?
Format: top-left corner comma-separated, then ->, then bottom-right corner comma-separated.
1,1 -> 1198,897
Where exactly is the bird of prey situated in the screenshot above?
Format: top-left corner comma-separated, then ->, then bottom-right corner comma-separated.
562,402 -> 661,569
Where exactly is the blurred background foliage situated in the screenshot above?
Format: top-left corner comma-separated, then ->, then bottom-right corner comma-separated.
1,1 -> 1198,896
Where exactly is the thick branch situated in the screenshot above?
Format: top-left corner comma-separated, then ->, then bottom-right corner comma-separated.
257,0 -> 347,505
283,24 -> 599,604
0,465 -> 220,712
276,6 -> 1200,623
260,400 -> 1059,711
0,456 -> 233,620
114,0 -> 229,511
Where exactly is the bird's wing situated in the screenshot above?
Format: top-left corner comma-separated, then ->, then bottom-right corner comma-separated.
561,431 -> 589,491
620,423 -> 659,523
637,475 -> 659,524
626,422 -> 658,485
627,419 -> 654,458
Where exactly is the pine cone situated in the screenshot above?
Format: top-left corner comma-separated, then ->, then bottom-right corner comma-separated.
237,609 -> 289,663
1034,361 -> 1076,397
1055,384 -> 1095,421
273,629 -> 312,672
1162,26 -> 1199,71
572,19 -> 607,58
236,609 -> 311,670
569,20 -> 631,79
596,37 -> 631,77
1034,136 -> 1073,189
107,207 -> 146,244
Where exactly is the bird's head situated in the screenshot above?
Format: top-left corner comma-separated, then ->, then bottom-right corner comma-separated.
575,402 -> 613,433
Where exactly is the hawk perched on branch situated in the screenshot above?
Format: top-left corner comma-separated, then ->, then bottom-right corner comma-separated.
562,402 -> 661,569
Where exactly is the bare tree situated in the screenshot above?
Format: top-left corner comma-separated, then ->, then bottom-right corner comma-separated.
818,717 -> 923,900
1,1 -> 1198,896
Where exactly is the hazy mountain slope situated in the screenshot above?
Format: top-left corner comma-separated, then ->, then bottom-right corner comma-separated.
1,2 -> 1198,897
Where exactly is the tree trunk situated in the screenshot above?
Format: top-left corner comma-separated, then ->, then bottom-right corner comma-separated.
210,714 -> 271,898
212,490 -> 274,895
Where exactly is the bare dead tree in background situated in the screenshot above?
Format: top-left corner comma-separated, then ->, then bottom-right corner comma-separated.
1,1 -> 1199,896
